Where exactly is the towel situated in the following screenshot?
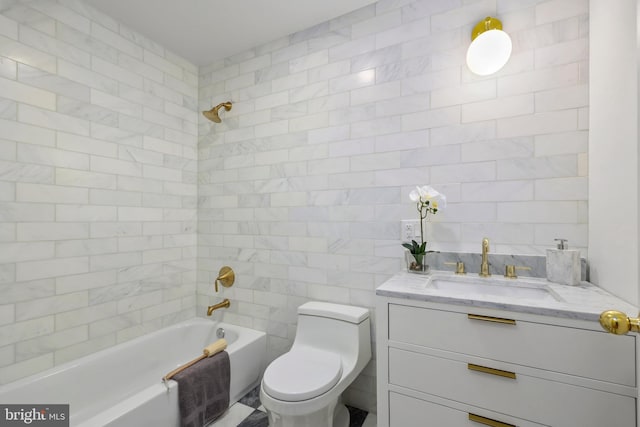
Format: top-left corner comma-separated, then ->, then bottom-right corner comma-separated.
173,350 -> 230,427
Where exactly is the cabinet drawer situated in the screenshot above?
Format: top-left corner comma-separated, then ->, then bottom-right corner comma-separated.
389,392 -> 544,427
389,304 -> 636,386
389,348 -> 636,427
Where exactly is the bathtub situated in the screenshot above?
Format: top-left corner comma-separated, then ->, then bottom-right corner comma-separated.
0,318 -> 266,426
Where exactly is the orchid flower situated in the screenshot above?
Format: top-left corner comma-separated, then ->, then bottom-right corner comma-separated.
403,185 -> 446,262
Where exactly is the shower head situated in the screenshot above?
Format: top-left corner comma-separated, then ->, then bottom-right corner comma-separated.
203,101 -> 232,123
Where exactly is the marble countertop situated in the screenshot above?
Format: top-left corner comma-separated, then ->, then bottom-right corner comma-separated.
376,270 -> 639,322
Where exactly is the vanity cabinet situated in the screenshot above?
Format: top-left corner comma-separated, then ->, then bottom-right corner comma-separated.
376,298 -> 637,427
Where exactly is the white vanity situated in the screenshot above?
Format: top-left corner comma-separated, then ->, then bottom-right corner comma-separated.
376,271 -> 639,427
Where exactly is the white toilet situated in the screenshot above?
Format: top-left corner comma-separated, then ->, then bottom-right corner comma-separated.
260,301 -> 371,427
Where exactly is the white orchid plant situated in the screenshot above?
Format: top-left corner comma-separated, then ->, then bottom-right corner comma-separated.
402,185 -> 446,269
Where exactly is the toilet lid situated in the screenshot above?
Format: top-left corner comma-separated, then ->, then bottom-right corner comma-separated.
263,348 -> 343,402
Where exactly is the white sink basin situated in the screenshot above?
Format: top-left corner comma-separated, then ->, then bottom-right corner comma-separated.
427,274 -> 561,302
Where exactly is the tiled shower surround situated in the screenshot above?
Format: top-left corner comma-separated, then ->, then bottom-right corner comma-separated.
1,0 -> 588,414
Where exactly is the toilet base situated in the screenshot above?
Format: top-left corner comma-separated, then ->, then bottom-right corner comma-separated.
265,399 -> 349,427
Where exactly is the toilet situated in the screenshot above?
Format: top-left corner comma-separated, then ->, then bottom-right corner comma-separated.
260,301 -> 371,427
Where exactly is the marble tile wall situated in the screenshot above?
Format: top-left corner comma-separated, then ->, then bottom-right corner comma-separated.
0,0 -> 199,384
198,0 -> 589,412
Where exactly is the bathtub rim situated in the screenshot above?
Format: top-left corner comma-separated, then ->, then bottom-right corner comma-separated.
0,317 -> 265,394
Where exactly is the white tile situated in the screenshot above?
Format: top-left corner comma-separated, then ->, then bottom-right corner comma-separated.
498,63 -> 579,96
0,57 -> 16,80
497,110 -> 577,138
498,201 -> 578,223
16,257 -> 88,282
143,49 -> 183,78
431,0 -> 496,31
92,56 -> 143,88
535,131 -> 587,156
431,162 -> 496,184
353,11 -> 401,39
17,183 -> 87,204
402,105 -> 460,132
0,159 -> 53,184
91,88 -> 142,118
20,25 -> 90,68
209,403 -> 254,427
290,81 -> 328,103
0,202 -> 54,221
462,180 -> 534,202
462,137 -> 534,162
17,144 -> 89,170
351,81 -> 400,105
375,17 -> 430,49
462,94 -> 534,123
534,85 -> 588,112
56,168 -> 117,189
91,22 -> 142,58
329,36 -> 376,62
272,71 -> 307,92
431,121 -> 496,146
401,67 -> 461,95
535,176 -> 587,200
290,50 -> 328,73
255,92 -> 289,110
0,13 -> 18,39
535,37 -> 588,68
0,76 -> 56,110
0,35 -> 57,73
498,155 -> 577,180
329,70 -> 375,93
0,242 -> 54,263
536,0 -> 588,25
431,80 -> 496,109
308,60 -> 350,83
19,104 -> 90,136
58,60 -> 118,94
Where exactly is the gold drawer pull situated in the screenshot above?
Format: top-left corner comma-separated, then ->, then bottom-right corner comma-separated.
468,363 -> 516,380
468,313 -> 516,325
469,413 -> 516,427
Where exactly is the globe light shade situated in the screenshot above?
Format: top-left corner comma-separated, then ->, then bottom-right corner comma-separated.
466,17 -> 512,76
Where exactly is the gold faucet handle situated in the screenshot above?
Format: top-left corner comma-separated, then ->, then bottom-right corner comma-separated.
214,266 -> 235,292
504,265 -> 532,279
444,261 -> 466,275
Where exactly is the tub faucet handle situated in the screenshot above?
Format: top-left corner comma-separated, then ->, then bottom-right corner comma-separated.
214,266 -> 235,292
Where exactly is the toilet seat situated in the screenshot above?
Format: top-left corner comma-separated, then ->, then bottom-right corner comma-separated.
262,347 -> 343,402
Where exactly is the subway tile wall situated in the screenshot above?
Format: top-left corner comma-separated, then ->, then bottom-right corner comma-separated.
0,1 -> 198,384
198,0 -> 589,411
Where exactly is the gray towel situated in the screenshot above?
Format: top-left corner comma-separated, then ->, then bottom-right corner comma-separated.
173,351 -> 230,427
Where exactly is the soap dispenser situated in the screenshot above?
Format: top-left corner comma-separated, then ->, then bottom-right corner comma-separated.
546,238 -> 581,286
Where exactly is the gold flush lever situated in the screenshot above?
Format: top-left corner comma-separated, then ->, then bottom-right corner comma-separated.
214,266 -> 235,293
599,310 -> 640,335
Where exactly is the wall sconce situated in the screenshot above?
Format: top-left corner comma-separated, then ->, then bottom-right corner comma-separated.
466,16 -> 512,76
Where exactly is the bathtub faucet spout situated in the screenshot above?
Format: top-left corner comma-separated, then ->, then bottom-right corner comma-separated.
207,298 -> 230,316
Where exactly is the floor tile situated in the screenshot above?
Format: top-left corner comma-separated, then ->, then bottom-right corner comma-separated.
361,413 -> 377,427
208,403 -> 254,427
237,409 -> 269,427
237,385 -> 261,409
347,405 -> 368,427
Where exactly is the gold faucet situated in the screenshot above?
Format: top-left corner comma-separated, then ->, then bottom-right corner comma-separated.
480,238 -> 491,277
207,298 -> 230,316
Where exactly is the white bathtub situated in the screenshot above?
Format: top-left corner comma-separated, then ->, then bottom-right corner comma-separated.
0,318 -> 266,427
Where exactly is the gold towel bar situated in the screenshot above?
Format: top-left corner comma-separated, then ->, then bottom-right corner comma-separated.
468,313 -> 516,325
162,338 -> 227,382
468,363 -> 516,380
469,413 -> 516,427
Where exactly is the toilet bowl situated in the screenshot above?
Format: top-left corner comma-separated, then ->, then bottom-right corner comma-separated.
260,301 -> 371,427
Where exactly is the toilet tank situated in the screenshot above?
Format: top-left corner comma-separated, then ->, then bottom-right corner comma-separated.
292,302 -> 371,368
